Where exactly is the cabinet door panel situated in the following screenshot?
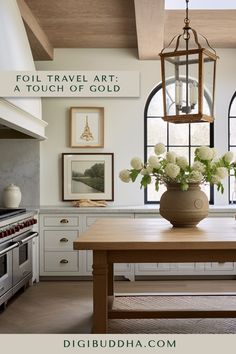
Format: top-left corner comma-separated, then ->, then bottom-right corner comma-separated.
136,263 -> 171,273
173,263 -> 196,270
114,264 -> 132,273
205,262 -> 234,271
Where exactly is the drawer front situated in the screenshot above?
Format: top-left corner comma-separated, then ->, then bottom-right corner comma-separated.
44,230 -> 78,251
44,252 -> 79,272
85,214 -> 133,228
44,216 -> 79,227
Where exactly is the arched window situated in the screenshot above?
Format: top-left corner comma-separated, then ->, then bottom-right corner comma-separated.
228,91 -> 236,203
144,82 -> 214,204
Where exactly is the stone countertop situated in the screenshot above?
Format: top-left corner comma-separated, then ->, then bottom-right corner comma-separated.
39,204 -> 236,214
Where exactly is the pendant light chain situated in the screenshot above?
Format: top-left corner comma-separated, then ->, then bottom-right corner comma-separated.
184,0 -> 189,26
185,0 -> 190,113
184,0 -> 190,40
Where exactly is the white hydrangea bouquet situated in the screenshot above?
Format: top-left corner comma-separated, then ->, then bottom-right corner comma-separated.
119,143 -> 236,193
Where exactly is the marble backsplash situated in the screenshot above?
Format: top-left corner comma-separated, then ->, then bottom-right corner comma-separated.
0,139 -> 40,207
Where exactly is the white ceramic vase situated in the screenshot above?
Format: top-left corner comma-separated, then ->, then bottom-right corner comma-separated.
3,184 -> 22,208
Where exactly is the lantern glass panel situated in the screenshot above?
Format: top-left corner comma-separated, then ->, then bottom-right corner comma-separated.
202,53 -> 215,116
163,53 -> 199,117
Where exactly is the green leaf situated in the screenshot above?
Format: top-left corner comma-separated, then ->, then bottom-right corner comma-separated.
130,169 -> 140,182
140,174 -> 152,189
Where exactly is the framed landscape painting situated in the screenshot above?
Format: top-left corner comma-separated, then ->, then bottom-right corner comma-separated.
70,107 -> 104,147
62,153 -> 114,201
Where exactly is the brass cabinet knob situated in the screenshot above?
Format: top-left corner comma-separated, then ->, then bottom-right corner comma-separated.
60,237 -> 69,243
60,218 -> 69,224
60,259 -> 69,264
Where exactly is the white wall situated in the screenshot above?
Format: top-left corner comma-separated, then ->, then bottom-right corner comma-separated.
37,48 -> 236,206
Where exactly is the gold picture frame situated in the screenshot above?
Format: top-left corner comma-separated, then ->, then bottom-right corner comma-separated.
70,107 -> 104,148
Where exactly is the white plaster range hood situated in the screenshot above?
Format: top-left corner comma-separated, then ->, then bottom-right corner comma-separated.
0,98 -> 47,139
0,0 -> 47,140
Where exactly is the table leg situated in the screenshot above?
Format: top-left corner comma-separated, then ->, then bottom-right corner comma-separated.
108,263 -> 114,310
92,250 -> 108,333
108,263 -> 114,295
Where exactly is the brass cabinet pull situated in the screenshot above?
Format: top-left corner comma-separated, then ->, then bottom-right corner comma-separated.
60,237 -> 69,243
60,218 -> 69,224
60,259 -> 69,264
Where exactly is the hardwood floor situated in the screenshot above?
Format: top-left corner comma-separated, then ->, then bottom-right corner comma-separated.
1,280 -> 236,333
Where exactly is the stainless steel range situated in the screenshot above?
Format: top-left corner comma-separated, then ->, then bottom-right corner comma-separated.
0,208 -> 38,307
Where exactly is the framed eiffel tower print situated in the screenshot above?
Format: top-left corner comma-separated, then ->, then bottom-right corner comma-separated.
70,107 -> 104,147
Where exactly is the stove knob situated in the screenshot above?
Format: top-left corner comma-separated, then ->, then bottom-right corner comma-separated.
15,225 -> 20,232
0,232 -> 3,238
8,229 -> 13,235
11,227 -> 15,234
20,223 -> 24,229
33,219 -> 37,225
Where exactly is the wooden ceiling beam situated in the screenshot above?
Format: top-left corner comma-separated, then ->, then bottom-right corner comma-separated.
17,0 -> 53,60
165,10 -> 236,48
134,0 -> 164,60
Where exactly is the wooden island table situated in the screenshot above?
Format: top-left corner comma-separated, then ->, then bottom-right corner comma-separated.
73,217 -> 236,333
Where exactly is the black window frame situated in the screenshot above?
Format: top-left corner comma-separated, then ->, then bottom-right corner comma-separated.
228,91 -> 236,204
144,82 -> 214,204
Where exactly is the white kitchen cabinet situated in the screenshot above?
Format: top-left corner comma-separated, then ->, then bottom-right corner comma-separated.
39,212 -> 135,279
39,214 -> 82,276
39,208 -> 236,279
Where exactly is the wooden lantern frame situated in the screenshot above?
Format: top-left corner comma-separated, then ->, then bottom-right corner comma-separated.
159,0 -> 218,124
160,48 -> 218,124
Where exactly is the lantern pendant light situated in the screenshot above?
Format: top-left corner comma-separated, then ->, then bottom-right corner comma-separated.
159,0 -> 218,124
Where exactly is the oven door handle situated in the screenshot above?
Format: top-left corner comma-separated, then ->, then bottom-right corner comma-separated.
0,242 -> 19,257
18,232 -> 38,245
